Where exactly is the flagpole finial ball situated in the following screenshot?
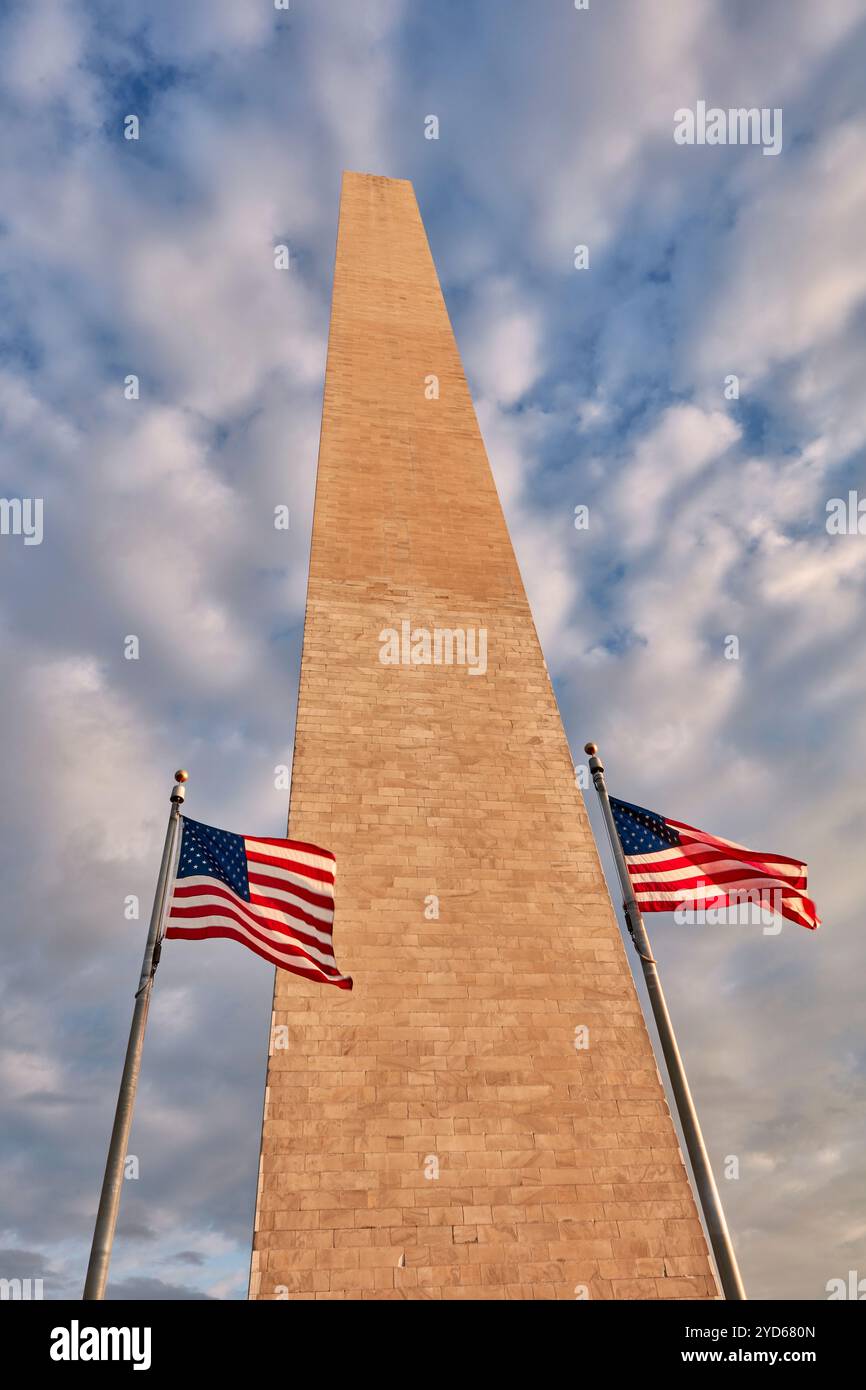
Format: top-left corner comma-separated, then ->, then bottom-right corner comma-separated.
174,769 -> 189,783
584,743 -> 598,756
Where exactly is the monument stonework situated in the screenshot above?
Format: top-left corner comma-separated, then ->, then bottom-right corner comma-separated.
249,172 -> 718,1300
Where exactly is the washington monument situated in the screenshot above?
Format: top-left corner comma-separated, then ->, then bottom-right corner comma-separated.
249,173 -> 718,1301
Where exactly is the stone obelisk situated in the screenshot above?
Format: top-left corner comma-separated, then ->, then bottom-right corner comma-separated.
249,172 -> 718,1300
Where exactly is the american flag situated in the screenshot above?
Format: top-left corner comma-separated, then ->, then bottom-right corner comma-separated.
165,817 -> 352,988
610,797 -> 820,932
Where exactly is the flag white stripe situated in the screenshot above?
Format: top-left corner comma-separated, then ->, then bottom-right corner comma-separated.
250,898 -> 334,947
675,829 -> 804,875
246,859 -> 334,899
170,886 -> 341,971
625,845 -> 803,882
247,874 -> 334,924
631,883 -> 810,908
170,918 -> 347,982
245,837 -> 335,874
169,907 -> 347,979
628,858 -> 803,888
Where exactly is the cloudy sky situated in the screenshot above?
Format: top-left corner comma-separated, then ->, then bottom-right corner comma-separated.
1,0 -> 864,1301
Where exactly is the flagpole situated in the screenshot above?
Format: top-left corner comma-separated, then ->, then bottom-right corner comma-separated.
584,743 -> 746,1301
83,769 -> 188,1301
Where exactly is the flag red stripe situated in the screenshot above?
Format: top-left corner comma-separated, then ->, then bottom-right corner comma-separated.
248,890 -> 334,937
168,900 -> 346,977
668,820 -> 807,869
171,880 -> 334,952
172,876 -> 331,925
247,867 -> 335,915
245,835 -> 335,861
165,925 -> 352,987
628,847 -> 807,889
636,897 -> 818,930
633,880 -> 816,910
628,866 -> 808,894
630,874 -> 817,912
245,848 -> 335,886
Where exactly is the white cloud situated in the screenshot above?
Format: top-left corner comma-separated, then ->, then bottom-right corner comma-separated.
692,121 -> 866,385
614,404 -> 741,546
464,277 -> 544,407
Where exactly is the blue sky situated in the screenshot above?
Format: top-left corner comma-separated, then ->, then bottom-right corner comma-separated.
1,0 -> 865,1300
